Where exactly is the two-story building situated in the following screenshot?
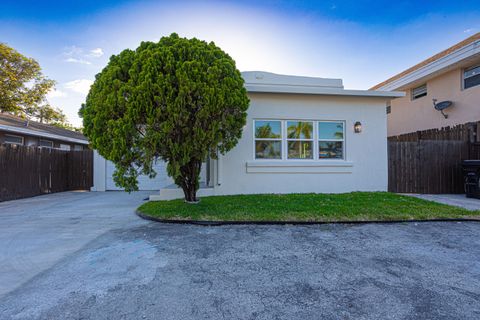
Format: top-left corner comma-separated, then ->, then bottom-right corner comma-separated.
372,32 -> 480,137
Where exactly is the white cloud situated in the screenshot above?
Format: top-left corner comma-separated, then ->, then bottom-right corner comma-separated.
63,45 -> 83,57
64,79 -> 94,95
65,57 -> 92,65
88,48 -> 104,57
47,88 -> 67,98
62,46 -> 104,65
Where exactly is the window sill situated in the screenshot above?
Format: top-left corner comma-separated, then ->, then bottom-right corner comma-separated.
246,160 -> 353,174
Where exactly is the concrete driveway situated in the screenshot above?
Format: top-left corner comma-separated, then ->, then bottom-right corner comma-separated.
0,191 -> 150,298
1,193 -> 480,319
408,194 -> 480,211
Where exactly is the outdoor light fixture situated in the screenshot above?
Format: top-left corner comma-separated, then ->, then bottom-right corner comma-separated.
354,121 -> 362,133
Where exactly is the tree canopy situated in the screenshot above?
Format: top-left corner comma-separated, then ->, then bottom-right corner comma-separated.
81,33 -> 249,202
0,43 -> 70,128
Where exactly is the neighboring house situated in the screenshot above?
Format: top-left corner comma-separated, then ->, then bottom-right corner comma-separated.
0,112 -> 88,150
94,71 -> 400,198
371,32 -> 480,137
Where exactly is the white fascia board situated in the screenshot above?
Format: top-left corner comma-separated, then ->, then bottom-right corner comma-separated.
0,124 -> 89,145
245,84 -> 405,98
377,40 -> 480,91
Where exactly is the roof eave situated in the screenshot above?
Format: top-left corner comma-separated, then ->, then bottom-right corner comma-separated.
0,124 -> 89,145
372,36 -> 480,91
245,84 -> 404,98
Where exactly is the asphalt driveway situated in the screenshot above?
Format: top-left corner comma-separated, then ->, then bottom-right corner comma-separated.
1,192 -> 480,319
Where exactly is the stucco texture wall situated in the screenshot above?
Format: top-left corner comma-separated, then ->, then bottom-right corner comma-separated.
214,93 -> 389,195
388,68 -> 480,136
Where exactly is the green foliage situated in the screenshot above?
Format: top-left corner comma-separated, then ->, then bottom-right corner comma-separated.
81,33 -> 249,201
0,43 -> 72,128
138,192 -> 479,222
24,104 -> 67,124
0,43 -> 55,114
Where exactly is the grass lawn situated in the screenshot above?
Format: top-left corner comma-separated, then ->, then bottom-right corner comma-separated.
137,192 -> 480,222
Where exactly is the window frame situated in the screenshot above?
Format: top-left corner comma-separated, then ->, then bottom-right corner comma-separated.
463,64 -> 480,90
411,84 -> 427,100
317,121 -> 346,160
253,119 -> 346,161
286,120 -> 314,160
39,139 -> 54,148
4,134 -> 24,146
253,119 -> 283,160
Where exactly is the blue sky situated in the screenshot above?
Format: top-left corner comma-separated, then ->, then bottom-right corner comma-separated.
1,0 -> 479,126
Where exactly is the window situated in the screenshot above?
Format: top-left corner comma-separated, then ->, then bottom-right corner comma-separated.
4,134 -> 23,145
318,122 -> 344,159
74,145 -> 83,151
464,65 -> 480,90
60,144 -> 71,151
254,120 -> 282,159
287,121 -> 313,159
39,139 -> 53,148
386,103 -> 391,114
411,84 -> 427,100
254,119 -> 346,161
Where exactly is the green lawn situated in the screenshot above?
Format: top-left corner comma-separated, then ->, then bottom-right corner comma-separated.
137,192 -> 480,222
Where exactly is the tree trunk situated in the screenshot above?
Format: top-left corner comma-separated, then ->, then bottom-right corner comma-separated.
179,160 -> 201,203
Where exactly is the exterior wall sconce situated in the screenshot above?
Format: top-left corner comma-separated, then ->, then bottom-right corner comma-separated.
354,121 -> 362,133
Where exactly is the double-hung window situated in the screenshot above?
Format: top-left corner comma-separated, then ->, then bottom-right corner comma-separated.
318,121 -> 344,159
254,120 -> 282,159
464,65 -> 480,90
287,121 -> 313,159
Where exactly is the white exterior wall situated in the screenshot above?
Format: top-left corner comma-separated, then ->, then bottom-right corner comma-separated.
92,150 -> 172,191
92,150 -> 106,192
212,93 -> 389,195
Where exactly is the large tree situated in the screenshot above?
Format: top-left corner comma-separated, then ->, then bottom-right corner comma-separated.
81,33 -> 249,202
0,43 -> 55,115
24,104 -> 67,125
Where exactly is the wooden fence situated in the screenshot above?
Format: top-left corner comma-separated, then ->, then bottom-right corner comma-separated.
0,144 -> 93,202
388,121 -> 479,142
388,140 -> 470,193
387,121 -> 480,194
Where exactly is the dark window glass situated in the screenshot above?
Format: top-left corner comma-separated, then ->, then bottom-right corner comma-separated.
5,135 -> 23,145
319,141 -> 343,159
39,140 -> 53,148
464,66 -> 480,89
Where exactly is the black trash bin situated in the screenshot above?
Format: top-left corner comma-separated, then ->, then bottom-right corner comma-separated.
462,160 -> 480,198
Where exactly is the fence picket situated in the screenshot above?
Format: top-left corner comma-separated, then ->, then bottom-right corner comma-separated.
0,144 -> 93,202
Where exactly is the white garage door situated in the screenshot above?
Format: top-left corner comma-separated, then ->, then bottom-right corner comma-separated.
106,160 -> 172,191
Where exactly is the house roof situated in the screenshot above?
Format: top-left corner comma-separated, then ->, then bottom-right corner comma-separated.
242,71 -> 404,98
371,32 -> 480,90
0,112 -> 89,145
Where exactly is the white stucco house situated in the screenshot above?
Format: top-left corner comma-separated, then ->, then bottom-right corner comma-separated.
92,71 -> 403,199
